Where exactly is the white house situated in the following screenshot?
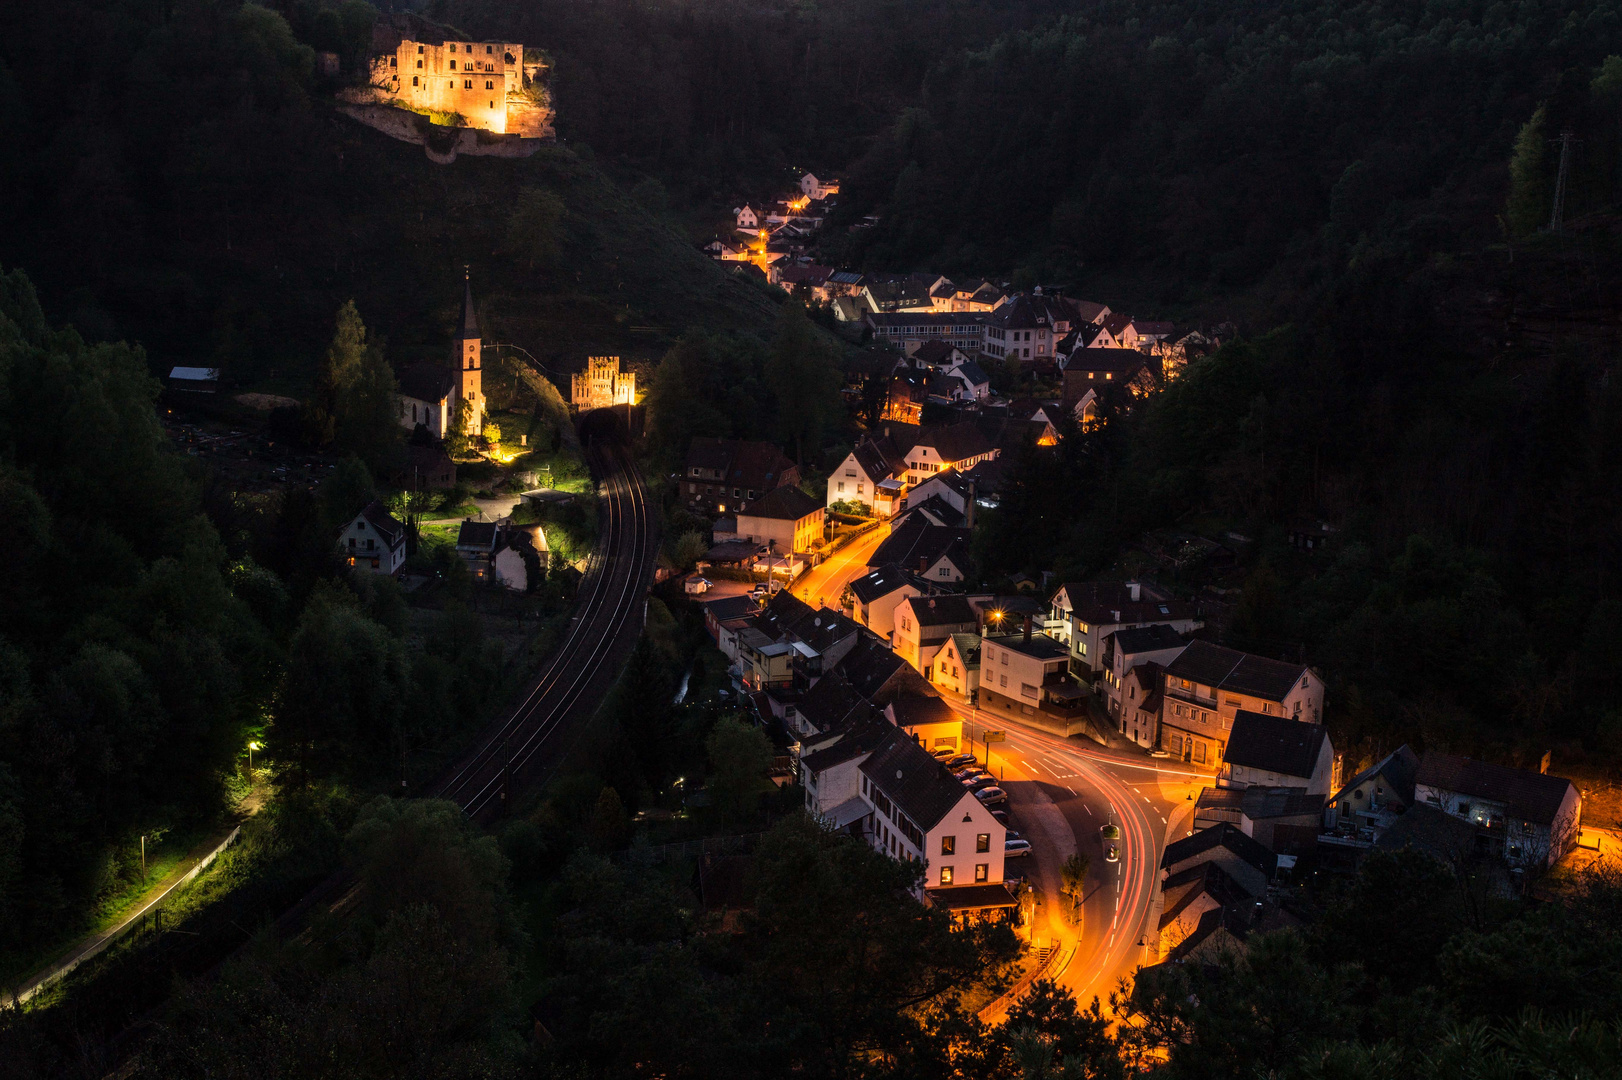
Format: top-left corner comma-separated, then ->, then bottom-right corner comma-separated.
735,204 -> 761,229
1101,624 -> 1187,721
893,594 -> 979,676
337,500 -> 407,575
800,172 -> 840,200
1049,580 -> 1203,681
1161,640 -> 1327,769
858,729 -> 1014,915
1414,751 -> 1583,870
1219,710 -> 1336,794
846,564 -> 926,641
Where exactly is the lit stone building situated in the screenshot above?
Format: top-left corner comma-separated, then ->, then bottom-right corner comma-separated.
362,16 -> 550,137
571,356 -> 636,411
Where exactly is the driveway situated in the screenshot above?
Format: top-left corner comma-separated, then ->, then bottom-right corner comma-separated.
792,523 -> 889,609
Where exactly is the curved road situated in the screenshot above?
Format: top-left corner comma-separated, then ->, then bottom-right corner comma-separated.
948,702 -> 1208,1007
433,435 -> 657,821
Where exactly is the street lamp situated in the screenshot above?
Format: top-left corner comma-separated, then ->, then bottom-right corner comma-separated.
247,741 -> 261,775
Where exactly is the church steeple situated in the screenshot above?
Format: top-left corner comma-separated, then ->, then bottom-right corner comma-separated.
456,265 -> 483,436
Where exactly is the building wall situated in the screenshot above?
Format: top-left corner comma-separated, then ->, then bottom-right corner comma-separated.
853,586 -> 919,643
1162,670 -> 1326,768
397,394 -> 449,438
372,39 -> 524,132
932,640 -> 979,700
337,518 -> 403,575
979,638 -> 1061,709
1066,614 -> 1203,678
572,356 -> 635,411
924,796 -> 1006,890
804,755 -> 866,820
1103,644 -> 1187,717
828,452 -> 883,510
460,333 -> 483,433
733,513 -> 793,554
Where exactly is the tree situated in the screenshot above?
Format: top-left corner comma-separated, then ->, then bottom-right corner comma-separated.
765,300 -> 841,464
705,717 -> 773,824
504,186 -> 565,271
667,529 -> 707,571
305,301 -> 401,468
1060,852 -> 1091,915
1507,104 -> 1550,237
586,786 -> 630,851
446,397 -> 474,458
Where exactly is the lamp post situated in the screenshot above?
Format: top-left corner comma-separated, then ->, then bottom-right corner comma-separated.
246,741 -> 261,776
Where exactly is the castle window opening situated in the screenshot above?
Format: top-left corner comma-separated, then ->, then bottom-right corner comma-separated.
450,60 -> 457,69
449,44 -> 457,52
415,59 -> 422,68
486,80 -> 494,89
464,79 -> 472,88
486,45 -> 494,53
417,45 -> 424,53
389,56 -> 397,67
412,75 -> 419,85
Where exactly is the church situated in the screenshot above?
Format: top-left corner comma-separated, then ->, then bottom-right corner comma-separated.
397,269 -> 485,440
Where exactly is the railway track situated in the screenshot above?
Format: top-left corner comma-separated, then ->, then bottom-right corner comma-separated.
432,435 -> 657,820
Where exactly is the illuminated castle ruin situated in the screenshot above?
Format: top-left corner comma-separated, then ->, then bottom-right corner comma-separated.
571,357 -> 636,412
345,15 -> 553,139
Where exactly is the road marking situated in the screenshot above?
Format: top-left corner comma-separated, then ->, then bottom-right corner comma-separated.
1082,803 -> 1091,814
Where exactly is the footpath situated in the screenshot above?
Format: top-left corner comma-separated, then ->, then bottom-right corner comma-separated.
10,790 -> 264,1007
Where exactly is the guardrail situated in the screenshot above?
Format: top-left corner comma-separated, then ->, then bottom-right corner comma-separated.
11,825 -> 243,1006
978,939 -> 1075,1023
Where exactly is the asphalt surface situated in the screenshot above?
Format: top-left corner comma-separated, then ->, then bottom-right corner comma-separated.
791,522 -> 890,608
947,701 -> 1209,1006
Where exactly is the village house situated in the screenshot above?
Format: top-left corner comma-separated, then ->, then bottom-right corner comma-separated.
733,485 -> 824,555
984,293 -> 1074,365
893,594 -> 980,675
1101,624 -> 1188,723
1323,745 -> 1420,835
1156,824 -> 1287,961
1160,641 -> 1326,768
909,339 -> 972,371
1218,710 -> 1337,793
802,718 -> 896,832
800,172 -> 840,200
1194,786 -> 1326,855
858,730 -> 1015,915
1413,751 -> 1582,870
978,620 -> 1086,721
337,500 -> 407,575
931,632 -> 981,701
1120,663 -> 1165,749
899,469 -> 973,522
867,519 -> 973,584
1048,581 -> 1203,683
683,437 -> 800,517
455,520 -> 547,590
701,593 -> 764,661
846,564 -> 929,641
866,311 -> 988,356
930,278 -> 1007,313
887,695 -> 964,756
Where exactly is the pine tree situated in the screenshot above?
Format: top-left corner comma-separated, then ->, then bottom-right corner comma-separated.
1507,104 -> 1550,237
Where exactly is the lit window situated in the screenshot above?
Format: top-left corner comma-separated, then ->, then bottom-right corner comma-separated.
941,836 -> 955,856
975,863 -> 988,882
940,866 -> 954,885
976,833 -> 990,853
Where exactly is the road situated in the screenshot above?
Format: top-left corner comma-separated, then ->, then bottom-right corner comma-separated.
792,522 -> 890,607
948,701 -> 1208,1008
432,435 -> 657,821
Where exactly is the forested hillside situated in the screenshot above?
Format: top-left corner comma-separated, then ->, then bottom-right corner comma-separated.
0,0 -> 777,394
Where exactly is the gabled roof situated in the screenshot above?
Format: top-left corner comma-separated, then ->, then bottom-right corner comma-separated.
1328,744 -> 1419,808
1065,299 -> 1110,324
947,632 -> 981,665
838,634 -> 912,700
801,714 -> 894,773
907,419 -> 994,463
1415,752 -> 1578,825
1161,822 -> 1277,882
911,339 -> 960,367
795,668 -> 880,736
909,468 -> 970,502
702,594 -> 761,624
1063,349 -> 1145,376
1375,801 -> 1478,862
456,520 -> 499,550
869,519 -> 973,574
902,594 -> 979,628
1164,640 -> 1307,703
1051,582 -> 1199,628
397,362 -> 457,404
1102,312 -> 1134,336
859,729 -> 973,832
1240,786 -> 1325,820
894,494 -> 965,529
952,360 -> 990,386
793,608 -> 860,654
1112,624 -> 1186,655
888,694 -> 956,729
849,564 -> 926,605
740,484 -> 821,522
356,501 -> 405,548
1224,711 -> 1328,779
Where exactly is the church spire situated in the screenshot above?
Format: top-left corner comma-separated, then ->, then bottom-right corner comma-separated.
459,265 -> 479,340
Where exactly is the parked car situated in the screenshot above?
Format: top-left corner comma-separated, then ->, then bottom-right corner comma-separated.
945,754 -> 977,770
1105,842 -> 1119,862
990,809 -> 1011,827
1004,839 -> 1032,857
963,775 -> 998,792
930,748 -> 955,762
683,576 -> 712,595
974,787 -> 1008,806
1101,823 -> 1121,842
1005,829 -> 1023,842
953,767 -> 987,781
1148,748 -> 1170,759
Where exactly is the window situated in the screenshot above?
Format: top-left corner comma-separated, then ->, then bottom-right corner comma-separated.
450,44 -> 458,52
856,483 -> 864,494
940,866 -> 954,886
1170,735 -> 1183,756
1194,741 -> 1207,764
837,482 -> 845,493
939,567 -> 950,577
486,80 -> 494,89
450,60 -> 457,69
975,863 -> 989,882
1001,652 -> 1008,666
487,45 -> 494,53
941,836 -> 955,856
1000,674 -> 1008,688
417,45 -> 424,53
976,833 -> 990,853
390,56 -> 397,67
464,79 -> 473,88
1021,683 -> 1038,700
348,537 -> 356,549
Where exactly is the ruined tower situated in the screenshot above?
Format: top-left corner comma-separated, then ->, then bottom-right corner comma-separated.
458,267 -> 484,435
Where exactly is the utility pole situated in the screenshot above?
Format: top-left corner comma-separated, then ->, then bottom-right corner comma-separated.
1551,130 -> 1578,234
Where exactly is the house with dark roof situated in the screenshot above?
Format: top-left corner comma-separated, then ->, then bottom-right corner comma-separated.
1321,745 -> 1419,844
1102,624 -> 1187,723
893,594 -> 980,675
1413,751 -> 1582,869
802,716 -> 895,830
681,438 -> 800,517
930,632 -> 981,702
910,339 -> 970,371
893,494 -> 965,530
1220,710 -> 1336,794
1121,662 -> 1164,749
735,484 -> 824,554
701,593 -> 764,659
826,433 -> 909,517
979,627 -> 1085,722
1195,786 -> 1326,854
1161,640 -> 1325,770
983,293 -> 1077,365
864,310 -> 986,357
868,519 -> 972,585
846,563 -> 930,640
838,633 -> 933,705
337,500 -> 408,575
886,694 -> 963,755
898,468 -> 973,522
858,729 -> 1014,911
1161,822 -> 1277,899
1048,581 -> 1203,682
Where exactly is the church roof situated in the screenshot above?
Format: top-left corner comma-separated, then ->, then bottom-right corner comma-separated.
459,268 -> 479,340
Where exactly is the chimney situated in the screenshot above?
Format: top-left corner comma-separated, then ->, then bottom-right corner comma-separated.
1129,581 -> 1141,602
919,555 -> 929,572
1023,614 -> 1033,644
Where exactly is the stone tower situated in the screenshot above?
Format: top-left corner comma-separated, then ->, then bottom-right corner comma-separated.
457,266 -> 483,435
